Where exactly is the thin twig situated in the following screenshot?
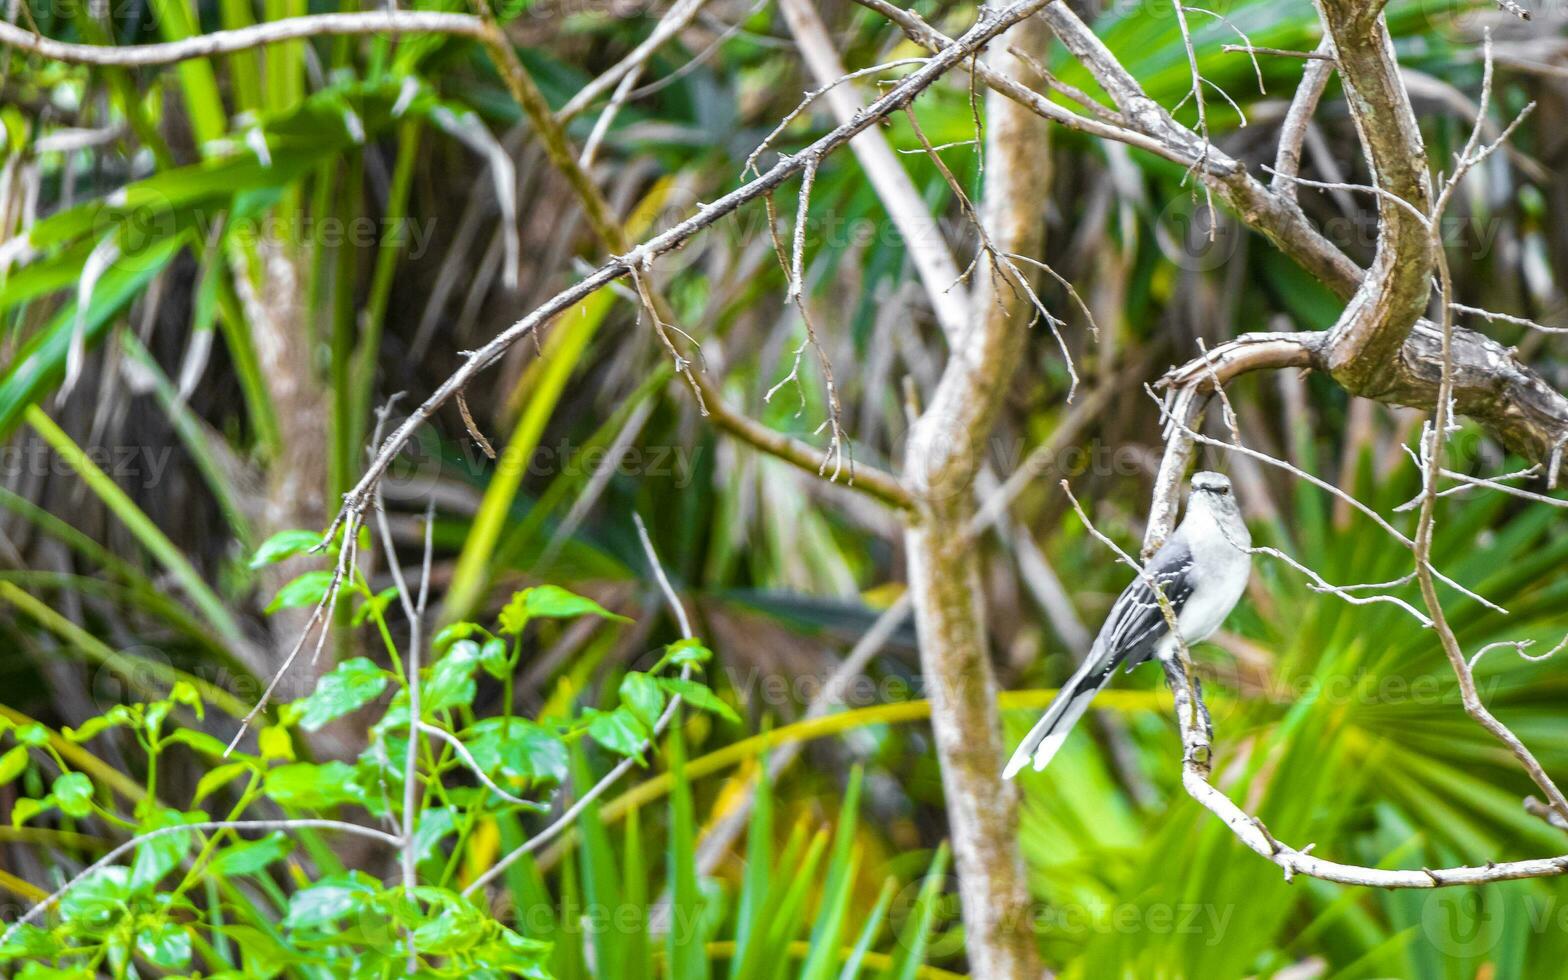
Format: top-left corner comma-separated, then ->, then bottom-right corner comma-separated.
456,387 -> 497,460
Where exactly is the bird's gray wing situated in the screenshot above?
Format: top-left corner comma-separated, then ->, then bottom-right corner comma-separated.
1086,538 -> 1195,675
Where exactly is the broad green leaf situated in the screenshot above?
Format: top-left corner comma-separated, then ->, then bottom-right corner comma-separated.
15,964 -> 92,980
422,640 -> 483,714
292,657 -> 389,731
258,725 -> 294,762
11,796 -> 53,827
59,866 -> 130,925
249,529 -> 324,569
15,724 -> 48,747
263,761 -> 363,809
463,718 -> 568,788
619,672 -> 665,728
409,887 -> 487,955
210,833 -> 294,877
498,585 -> 630,635
134,919 -> 192,970
412,807 -> 458,864
584,708 -> 649,764
478,636 -> 510,680
662,638 -> 713,669
283,872 -> 379,930
265,570 -> 335,614
0,745 -> 28,786
655,677 -> 739,724
168,680 -> 204,721
52,772 -> 94,818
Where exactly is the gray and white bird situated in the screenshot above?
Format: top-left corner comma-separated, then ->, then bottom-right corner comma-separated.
1003,471 -> 1251,779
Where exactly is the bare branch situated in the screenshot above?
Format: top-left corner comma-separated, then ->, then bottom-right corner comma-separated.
1273,42 -> 1336,204
555,0 -> 710,123
1224,43 -> 1336,61
1451,303 -> 1568,335
0,12 -> 486,66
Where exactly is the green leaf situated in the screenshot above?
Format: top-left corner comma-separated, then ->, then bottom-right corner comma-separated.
351,586 -> 399,626
283,872 -> 378,930
134,919 -> 192,970
478,636 -> 510,680
408,887 -> 487,955
130,810 -> 194,891
662,638 -> 713,669
655,677 -> 739,724
52,772 -> 94,818
432,621 -> 481,651
263,761 -> 363,809
209,832 -> 294,877
194,761 -> 254,804
258,725 -> 294,762
11,796 -> 53,827
422,641 -> 483,715
161,728 -> 229,757
15,724 -> 49,747
168,680 -> 204,721
265,570 -> 335,614
59,866 -> 130,926
584,708 -> 649,764
498,585 -> 630,635
0,745 -> 28,786
463,718 -> 568,789
63,704 -> 137,742
412,807 -> 458,864
619,672 -> 666,728
292,657 -> 389,731
249,529 -> 324,569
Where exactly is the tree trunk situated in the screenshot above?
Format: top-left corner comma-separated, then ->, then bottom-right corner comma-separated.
901,18 -> 1051,979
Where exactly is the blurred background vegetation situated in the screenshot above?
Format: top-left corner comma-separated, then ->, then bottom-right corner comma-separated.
2,0 -> 1568,975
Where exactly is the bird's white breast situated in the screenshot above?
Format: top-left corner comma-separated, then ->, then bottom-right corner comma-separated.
1164,499 -> 1251,654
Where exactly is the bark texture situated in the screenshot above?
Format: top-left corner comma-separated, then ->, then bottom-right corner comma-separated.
901,18 -> 1052,979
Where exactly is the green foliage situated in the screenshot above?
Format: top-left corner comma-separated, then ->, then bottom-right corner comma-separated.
4,0 -> 1561,976
0,577 -> 788,977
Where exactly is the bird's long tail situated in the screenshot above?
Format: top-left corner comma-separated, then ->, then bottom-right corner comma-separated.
1002,662 -> 1112,779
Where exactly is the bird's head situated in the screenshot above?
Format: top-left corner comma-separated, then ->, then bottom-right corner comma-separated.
1190,471 -> 1233,498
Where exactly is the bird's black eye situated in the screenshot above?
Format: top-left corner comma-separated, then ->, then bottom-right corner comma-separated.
1216,486 -> 1229,495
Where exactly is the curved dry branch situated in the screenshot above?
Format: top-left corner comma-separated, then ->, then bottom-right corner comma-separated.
1164,659 -> 1568,888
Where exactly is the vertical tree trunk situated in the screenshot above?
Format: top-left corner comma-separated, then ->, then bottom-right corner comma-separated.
231,235 -> 334,715
901,18 -> 1051,979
